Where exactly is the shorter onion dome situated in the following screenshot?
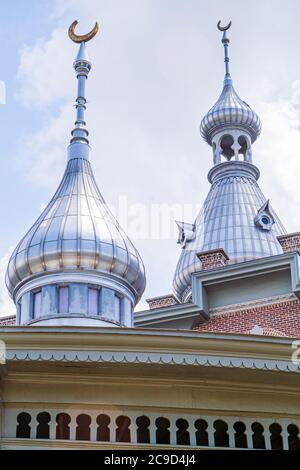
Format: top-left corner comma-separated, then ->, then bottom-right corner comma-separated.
200,23 -> 261,146
172,21 -> 285,303
6,22 -> 146,327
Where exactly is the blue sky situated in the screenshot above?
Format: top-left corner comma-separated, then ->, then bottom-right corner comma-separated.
2,0 -> 300,315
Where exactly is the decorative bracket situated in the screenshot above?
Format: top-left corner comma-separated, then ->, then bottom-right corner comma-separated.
176,221 -> 196,248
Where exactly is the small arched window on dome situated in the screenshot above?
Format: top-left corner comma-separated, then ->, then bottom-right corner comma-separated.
220,134 -> 235,161
238,135 -> 252,162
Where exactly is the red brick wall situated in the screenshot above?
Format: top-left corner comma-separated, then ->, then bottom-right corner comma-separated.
194,298 -> 300,338
278,233 -> 300,253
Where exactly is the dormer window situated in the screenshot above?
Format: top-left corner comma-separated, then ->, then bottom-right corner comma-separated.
32,289 -> 42,319
254,201 -> 275,231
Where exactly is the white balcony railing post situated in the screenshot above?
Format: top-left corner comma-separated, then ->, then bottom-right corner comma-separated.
149,416 -> 156,444
206,418 -> 215,447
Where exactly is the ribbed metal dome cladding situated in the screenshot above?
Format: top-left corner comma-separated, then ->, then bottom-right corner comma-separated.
173,171 -> 286,302
6,157 -> 146,300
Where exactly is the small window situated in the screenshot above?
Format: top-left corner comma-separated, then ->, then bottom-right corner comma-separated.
261,216 -> 270,225
59,287 -> 69,313
88,288 -> 98,315
33,290 -> 42,319
114,295 -> 121,321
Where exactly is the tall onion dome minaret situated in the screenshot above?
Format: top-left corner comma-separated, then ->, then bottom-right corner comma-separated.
6,21 -> 146,326
173,21 -> 286,303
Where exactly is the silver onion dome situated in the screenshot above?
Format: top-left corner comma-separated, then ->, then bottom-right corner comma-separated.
5,157 -> 146,300
200,81 -> 262,145
6,24 -> 146,326
173,22 -> 285,303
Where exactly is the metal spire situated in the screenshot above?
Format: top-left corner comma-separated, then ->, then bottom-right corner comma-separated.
217,20 -> 232,84
67,21 -> 99,161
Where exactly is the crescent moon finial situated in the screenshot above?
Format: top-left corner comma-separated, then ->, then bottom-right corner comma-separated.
217,20 -> 232,32
68,20 -> 99,43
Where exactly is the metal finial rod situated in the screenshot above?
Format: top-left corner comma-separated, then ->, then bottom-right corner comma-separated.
217,20 -> 232,81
